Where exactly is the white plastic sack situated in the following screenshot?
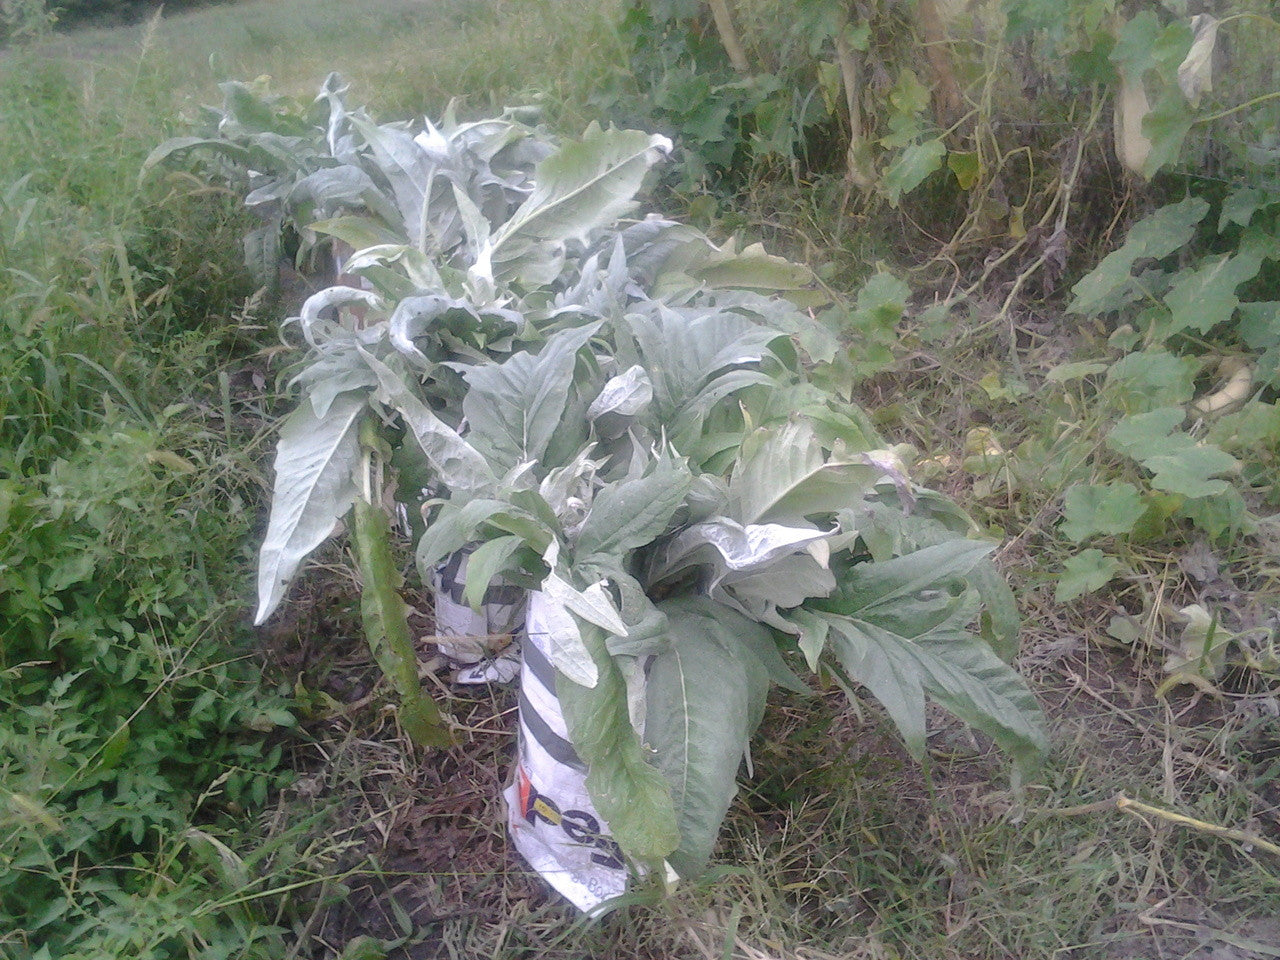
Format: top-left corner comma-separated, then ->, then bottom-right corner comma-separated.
503,591 -> 628,913
432,546 -> 524,682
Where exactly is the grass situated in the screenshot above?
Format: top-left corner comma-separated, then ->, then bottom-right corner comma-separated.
4,0 -> 1280,957
30,0 -> 627,128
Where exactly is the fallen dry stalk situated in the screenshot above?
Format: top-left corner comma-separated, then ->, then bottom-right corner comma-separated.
1114,793 -> 1280,859
1030,793 -> 1280,860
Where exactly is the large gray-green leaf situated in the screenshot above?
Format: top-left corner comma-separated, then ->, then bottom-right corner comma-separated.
574,450 -> 692,566
717,551 -> 837,614
645,596 -> 772,878
488,125 -> 671,284
651,519 -> 830,585
296,286 -> 384,347
827,615 -> 1046,778
456,322 -> 601,472
587,365 -> 653,421
814,541 -> 1047,777
729,419 -> 902,524
629,305 -> 780,422
415,498 -> 509,574
361,349 -> 494,493
349,115 -> 436,244
913,628 -> 1048,776
825,616 -> 928,760
831,540 -> 995,628
255,392 -> 364,624
557,624 -> 680,864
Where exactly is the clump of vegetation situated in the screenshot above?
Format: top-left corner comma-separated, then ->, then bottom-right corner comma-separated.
155,77 -> 1045,887
0,33 -> 305,960
6,0 -> 1280,956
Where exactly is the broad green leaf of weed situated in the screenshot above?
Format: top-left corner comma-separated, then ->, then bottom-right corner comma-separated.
852,271 -> 910,332
1176,487 -> 1249,541
1106,408 -> 1237,496
1056,549 -> 1124,602
1068,198 -> 1209,315
1140,86 -> 1195,177
1046,360 -> 1109,383
1162,246 -> 1265,336
1112,14 -> 1190,79
1161,603 -> 1232,688
881,139 -> 946,207
1106,407 -> 1189,460
1208,401 -> 1280,453
1219,185 -> 1280,231
1110,11 -> 1163,77
948,151 -> 981,190
1238,298 -> 1280,342
1060,482 -> 1146,542
1105,350 -> 1198,409
1144,446 -> 1236,498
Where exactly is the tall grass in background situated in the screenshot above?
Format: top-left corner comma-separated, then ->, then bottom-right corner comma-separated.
0,2 -> 625,956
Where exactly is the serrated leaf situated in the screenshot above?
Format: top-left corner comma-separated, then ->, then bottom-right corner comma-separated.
911,629 -> 1048,776
1060,482 -> 1146,542
1056,549 -> 1124,602
256,392 -> 364,624
644,597 -> 772,878
1068,199 -> 1209,315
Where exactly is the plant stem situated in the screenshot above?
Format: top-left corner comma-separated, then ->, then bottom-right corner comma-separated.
1195,90 -> 1280,124
706,0 -> 751,74
834,8 -> 873,191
